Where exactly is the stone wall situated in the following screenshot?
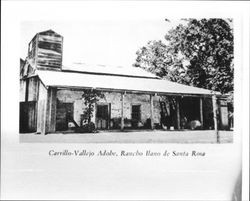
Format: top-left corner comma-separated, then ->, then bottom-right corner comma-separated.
57,89 -> 84,126
56,89 -> 162,128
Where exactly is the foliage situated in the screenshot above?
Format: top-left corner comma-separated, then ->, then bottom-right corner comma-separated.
82,89 -> 104,125
75,122 -> 96,133
134,18 -> 234,95
81,122 -> 96,133
134,40 -> 190,84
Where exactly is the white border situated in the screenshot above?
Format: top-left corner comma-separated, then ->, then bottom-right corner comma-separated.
1,1 -> 249,200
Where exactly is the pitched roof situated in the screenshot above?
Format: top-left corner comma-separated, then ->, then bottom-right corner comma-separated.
62,63 -> 158,79
38,29 -> 62,37
37,70 -> 219,96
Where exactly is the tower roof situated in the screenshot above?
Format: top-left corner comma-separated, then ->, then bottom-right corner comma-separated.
38,29 -> 62,37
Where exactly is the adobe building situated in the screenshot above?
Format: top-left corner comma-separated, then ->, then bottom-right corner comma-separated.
19,30 -> 230,134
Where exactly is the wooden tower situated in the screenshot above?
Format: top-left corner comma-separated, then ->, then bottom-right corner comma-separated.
27,29 -> 63,71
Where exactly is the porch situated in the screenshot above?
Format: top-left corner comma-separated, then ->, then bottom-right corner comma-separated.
20,70 -> 230,135
54,89 -> 221,133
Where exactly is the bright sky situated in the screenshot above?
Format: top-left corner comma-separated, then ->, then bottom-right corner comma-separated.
21,20 -> 181,67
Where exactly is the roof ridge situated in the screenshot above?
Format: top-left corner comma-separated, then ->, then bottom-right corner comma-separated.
61,62 -> 158,78
60,68 -> 159,79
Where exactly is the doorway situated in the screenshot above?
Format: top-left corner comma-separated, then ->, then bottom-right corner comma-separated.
131,105 -> 141,128
19,101 -> 37,133
56,102 -> 74,131
96,104 -> 111,129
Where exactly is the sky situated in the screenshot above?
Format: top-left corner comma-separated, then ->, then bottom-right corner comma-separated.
20,20 -> 181,67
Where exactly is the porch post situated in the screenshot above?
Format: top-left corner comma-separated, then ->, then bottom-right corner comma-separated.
200,97 -> 204,127
121,92 -> 125,130
92,103 -> 96,126
150,94 -> 154,129
212,94 -> 219,142
176,97 -> 180,130
45,87 -> 57,134
37,99 -> 47,135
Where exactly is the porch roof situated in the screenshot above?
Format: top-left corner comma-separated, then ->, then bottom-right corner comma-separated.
37,70 -> 220,96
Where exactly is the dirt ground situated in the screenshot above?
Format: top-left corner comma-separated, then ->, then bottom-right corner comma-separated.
19,130 -> 233,143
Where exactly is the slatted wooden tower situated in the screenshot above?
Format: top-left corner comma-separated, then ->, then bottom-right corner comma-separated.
28,29 -> 63,71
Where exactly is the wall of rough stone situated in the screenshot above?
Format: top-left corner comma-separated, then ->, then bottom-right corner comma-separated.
57,89 -> 83,103
56,89 -> 84,126
98,92 -> 122,119
56,89 -> 163,128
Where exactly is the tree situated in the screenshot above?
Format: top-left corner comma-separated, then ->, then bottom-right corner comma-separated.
166,18 -> 234,94
82,89 -> 104,125
134,40 -> 190,84
134,18 -> 234,95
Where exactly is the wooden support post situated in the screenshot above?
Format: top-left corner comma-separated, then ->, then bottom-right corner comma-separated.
212,95 -> 219,143
25,78 -> 29,102
108,103 -> 111,129
176,97 -> 180,130
92,103 -> 96,126
45,87 -> 57,134
121,92 -> 125,130
36,99 -> 45,135
150,94 -> 154,129
200,97 -> 204,128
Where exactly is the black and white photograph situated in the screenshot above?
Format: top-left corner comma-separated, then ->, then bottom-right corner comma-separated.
1,1 -> 249,201
19,19 -> 234,143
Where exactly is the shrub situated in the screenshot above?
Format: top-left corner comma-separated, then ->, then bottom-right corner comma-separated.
75,122 -> 96,133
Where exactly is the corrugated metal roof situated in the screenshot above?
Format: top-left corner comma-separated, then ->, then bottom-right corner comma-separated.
37,70 -> 218,96
62,63 -> 158,78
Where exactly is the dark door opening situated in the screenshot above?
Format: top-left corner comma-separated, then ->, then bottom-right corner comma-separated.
96,104 -> 110,129
19,101 -> 37,133
131,105 -> 141,128
56,102 -> 74,131
180,97 -> 199,122
160,101 -> 172,128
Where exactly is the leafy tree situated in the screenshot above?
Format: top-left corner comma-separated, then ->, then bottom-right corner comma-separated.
134,40 -> 190,84
166,18 -> 234,94
134,18 -> 234,95
82,89 -> 104,125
